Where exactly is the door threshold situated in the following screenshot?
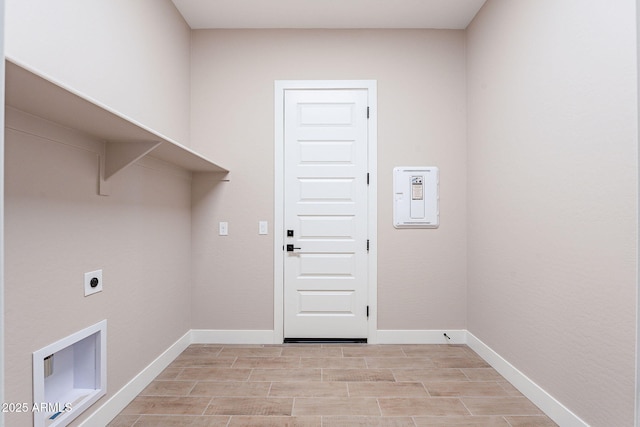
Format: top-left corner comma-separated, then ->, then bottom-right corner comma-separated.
284,338 -> 367,344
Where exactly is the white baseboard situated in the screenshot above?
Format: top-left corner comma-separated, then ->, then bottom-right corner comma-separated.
466,331 -> 588,427
78,330 -> 191,427
191,329 -> 276,344
83,328 -> 588,427
376,329 -> 467,344
192,329 -> 468,345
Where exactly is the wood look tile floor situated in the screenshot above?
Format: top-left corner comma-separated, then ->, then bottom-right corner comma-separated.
109,344 -> 558,427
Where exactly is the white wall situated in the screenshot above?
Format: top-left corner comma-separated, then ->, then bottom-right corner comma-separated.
0,0 -> 6,425
4,0 -> 192,145
190,29 -> 468,332
636,4 -> 640,426
3,3 -> 196,425
4,110 -> 193,427
637,2 -> 640,424
466,1 -> 638,426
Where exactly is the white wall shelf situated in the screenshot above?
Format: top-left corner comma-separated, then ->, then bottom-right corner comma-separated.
4,59 -> 227,195
33,320 -> 107,427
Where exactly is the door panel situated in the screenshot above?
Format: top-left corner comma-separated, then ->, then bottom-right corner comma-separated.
283,89 -> 369,339
299,141 -> 355,164
298,253 -> 356,277
298,291 -> 356,314
298,103 -> 354,125
299,216 -> 355,239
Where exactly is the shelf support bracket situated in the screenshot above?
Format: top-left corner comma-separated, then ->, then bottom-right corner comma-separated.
98,140 -> 162,196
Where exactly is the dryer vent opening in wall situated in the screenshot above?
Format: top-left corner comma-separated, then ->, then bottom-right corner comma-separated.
393,167 -> 439,228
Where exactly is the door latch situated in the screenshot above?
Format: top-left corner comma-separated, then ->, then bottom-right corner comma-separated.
286,244 -> 301,252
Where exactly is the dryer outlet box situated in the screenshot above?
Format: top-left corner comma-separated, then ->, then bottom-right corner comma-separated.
84,270 -> 103,296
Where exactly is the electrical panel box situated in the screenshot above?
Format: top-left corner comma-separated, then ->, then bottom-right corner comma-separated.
393,166 -> 439,228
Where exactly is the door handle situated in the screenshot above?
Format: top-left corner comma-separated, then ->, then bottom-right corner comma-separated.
286,244 -> 301,252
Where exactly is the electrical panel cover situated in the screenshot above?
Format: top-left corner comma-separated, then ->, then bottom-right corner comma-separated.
393,166 -> 439,228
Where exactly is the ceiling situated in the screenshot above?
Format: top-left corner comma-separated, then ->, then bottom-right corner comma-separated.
171,0 -> 487,30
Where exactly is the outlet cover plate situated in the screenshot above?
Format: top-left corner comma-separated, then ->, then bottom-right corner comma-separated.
84,269 -> 103,296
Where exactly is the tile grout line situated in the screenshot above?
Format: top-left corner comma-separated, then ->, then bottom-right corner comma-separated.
375,397 -> 383,418
186,380 -> 198,397
420,380 -> 431,398
229,356 -> 238,368
130,414 -> 141,427
458,396 -> 474,417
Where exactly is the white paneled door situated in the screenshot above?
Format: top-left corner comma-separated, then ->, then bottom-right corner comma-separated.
283,89 -> 370,340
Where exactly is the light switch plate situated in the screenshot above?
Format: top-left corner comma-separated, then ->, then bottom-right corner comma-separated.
219,221 -> 228,236
259,221 -> 268,235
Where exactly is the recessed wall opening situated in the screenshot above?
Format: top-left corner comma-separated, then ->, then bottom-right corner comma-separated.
32,320 -> 106,427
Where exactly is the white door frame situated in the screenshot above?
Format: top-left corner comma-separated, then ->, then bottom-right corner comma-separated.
274,80 -> 377,344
